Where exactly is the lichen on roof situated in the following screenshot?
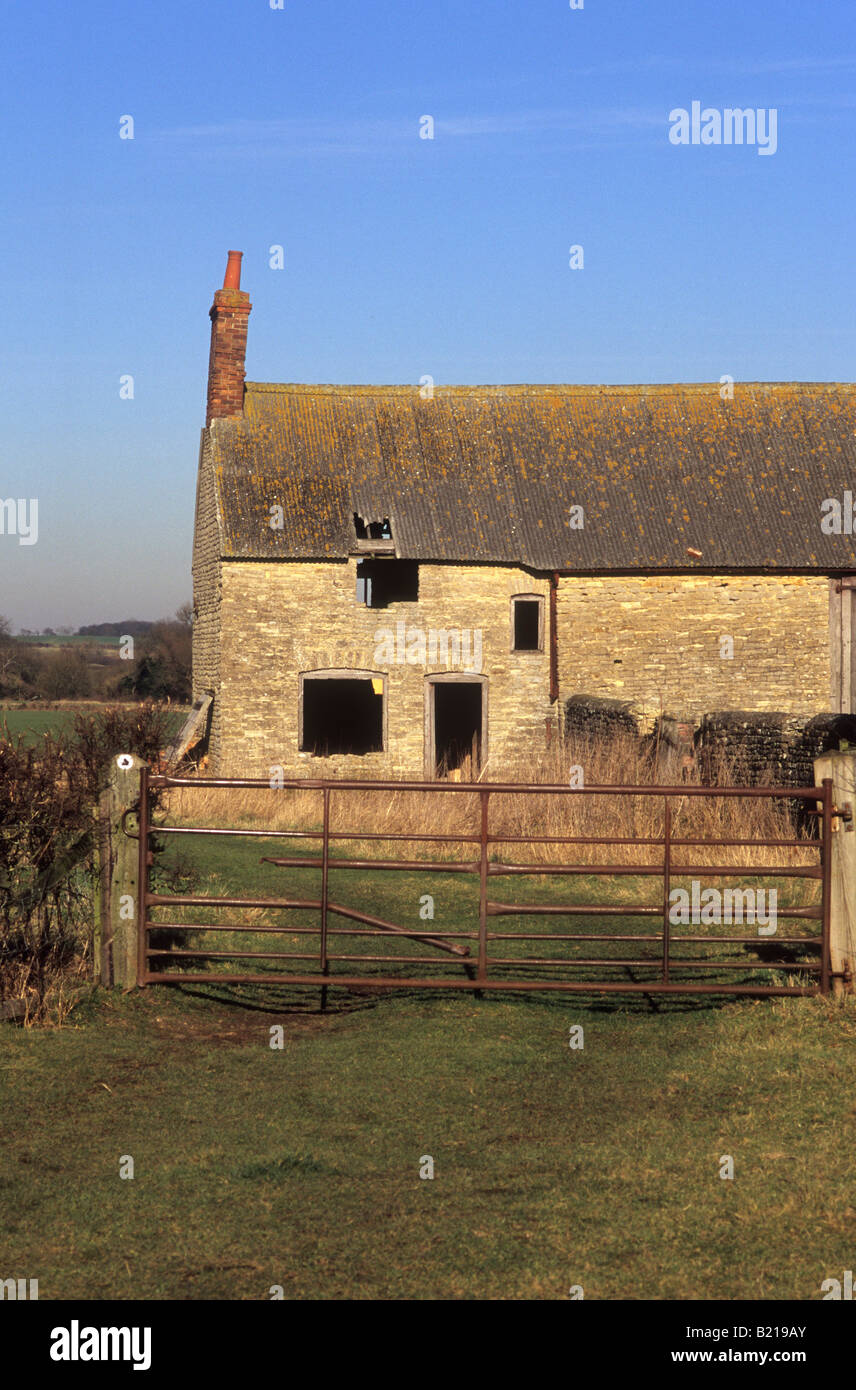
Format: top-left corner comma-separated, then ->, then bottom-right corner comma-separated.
207,380 -> 856,570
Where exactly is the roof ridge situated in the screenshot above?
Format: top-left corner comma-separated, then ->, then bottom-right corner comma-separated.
244,380 -> 855,395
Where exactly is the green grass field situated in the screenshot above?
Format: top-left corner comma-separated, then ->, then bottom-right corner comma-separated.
2,815 -> 851,1301
0,706 -> 83,743
2,984 -> 853,1300
0,703 -> 187,746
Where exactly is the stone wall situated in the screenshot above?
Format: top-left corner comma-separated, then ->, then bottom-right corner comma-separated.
215,559 -> 554,777
564,694 -> 639,740
562,697 -> 856,787
696,710 -> 856,786
556,574 -> 830,730
190,432 -> 223,766
201,557 -> 837,778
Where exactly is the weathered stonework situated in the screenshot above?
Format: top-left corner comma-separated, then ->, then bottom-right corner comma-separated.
556,574 -> 829,732
195,552 -> 835,777
190,432 -> 223,766
211,560 -> 553,778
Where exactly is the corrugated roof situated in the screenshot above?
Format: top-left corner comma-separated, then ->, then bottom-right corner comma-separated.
209,381 -> 856,570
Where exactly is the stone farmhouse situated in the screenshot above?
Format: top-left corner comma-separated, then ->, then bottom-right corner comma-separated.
192,251 -> 856,779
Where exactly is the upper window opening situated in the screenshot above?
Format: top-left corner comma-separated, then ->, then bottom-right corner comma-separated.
357,559 -> 419,608
512,597 -> 542,651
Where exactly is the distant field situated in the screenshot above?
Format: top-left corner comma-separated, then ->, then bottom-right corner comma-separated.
0,702 -> 188,745
14,634 -> 123,647
0,707 -> 81,742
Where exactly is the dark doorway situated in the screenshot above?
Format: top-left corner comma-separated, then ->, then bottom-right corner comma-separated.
433,682 -> 482,776
301,678 -> 383,755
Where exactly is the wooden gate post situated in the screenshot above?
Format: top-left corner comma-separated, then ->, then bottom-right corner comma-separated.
813,752 -> 856,998
94,754 -> 146,988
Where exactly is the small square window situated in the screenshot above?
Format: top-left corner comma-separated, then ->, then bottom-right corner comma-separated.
356,559 -> 419,608
512,598 -> 542,651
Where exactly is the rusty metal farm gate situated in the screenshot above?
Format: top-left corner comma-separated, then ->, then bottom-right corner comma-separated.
135,772 -> 835,998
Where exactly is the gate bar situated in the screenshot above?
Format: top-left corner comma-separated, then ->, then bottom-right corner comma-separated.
148,775 -> 827,797
478,789 -> 489,984
663,798 -> 671,983
136,765 -> 149,987
320,786 -> 330,1005
821,777 -> 833,995
138,772 -> 831,997
154,823 -> 818,850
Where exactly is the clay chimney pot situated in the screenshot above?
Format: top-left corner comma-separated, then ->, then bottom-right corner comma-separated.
223,250 -> 243,291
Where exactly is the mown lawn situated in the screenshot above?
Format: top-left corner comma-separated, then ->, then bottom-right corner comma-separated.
2,978 -> 854,1300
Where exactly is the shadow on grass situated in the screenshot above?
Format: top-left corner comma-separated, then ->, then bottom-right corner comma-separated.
161,972 -> 781,1021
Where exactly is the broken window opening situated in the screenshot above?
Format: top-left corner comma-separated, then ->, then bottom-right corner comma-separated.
300,676 -> 384,756
356,559 -> 419,608
512,596 -> 543,652
353,513 -> 392,541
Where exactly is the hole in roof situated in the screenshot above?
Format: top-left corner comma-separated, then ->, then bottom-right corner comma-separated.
354,513 -> 391,541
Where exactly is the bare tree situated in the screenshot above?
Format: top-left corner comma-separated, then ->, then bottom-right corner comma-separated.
0,616 -> 16,686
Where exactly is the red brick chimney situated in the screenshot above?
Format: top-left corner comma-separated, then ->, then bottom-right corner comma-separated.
206,251 -> 252,425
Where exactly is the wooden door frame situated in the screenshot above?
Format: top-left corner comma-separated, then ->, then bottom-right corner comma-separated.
424,673 -> 488,779
829,577 -> 856,714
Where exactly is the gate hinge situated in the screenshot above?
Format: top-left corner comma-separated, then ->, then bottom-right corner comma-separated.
833,802 -> 854,829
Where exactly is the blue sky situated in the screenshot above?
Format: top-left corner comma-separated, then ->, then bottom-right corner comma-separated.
1,0 -> 854,629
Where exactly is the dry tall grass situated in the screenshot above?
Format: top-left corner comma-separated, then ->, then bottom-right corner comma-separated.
161,734 -> 822,904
